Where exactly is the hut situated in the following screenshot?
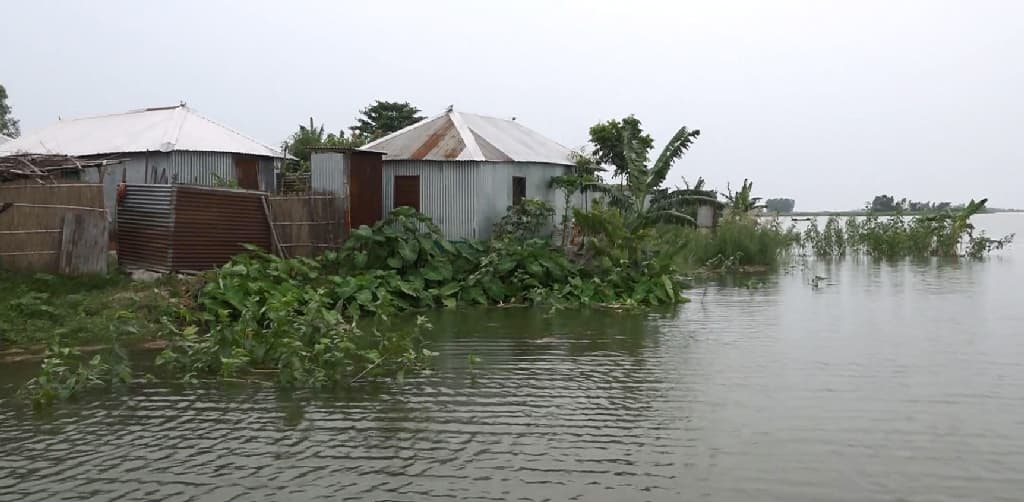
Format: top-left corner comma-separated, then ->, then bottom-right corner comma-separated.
363,109 -> 574,240
309,147 -> 385,230
0,104 -> 285,215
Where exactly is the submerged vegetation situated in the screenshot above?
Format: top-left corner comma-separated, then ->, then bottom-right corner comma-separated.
802,199 -> 1014,259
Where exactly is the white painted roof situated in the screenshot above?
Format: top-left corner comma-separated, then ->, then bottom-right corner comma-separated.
363,110 -> 572,165
0,104 -> 283,158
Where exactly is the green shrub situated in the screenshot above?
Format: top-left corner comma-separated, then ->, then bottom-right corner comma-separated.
657,216 -> 799,271
154,206 -> 690,391
493,198 -> 555,241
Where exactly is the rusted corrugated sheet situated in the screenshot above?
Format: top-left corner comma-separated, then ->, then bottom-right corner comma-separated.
117,184 -> 175,270
117,184 -> 271,271
171,185 -> 271,271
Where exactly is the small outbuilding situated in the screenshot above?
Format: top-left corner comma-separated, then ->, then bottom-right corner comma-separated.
309,147 -> 386,230
363,109 -> 574,240
0,104 -> 285,214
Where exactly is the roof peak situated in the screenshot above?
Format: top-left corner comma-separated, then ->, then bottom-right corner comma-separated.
2,103 -> 283,158
364,108 -> 571,164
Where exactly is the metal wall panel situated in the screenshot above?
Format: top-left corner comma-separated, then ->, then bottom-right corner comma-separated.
475,162 -> 569,239
170,185 -> 271,271
382,161 -> 479,240
311,152 -> 348,196
166,151 -> 236,186
117,184 -> 175,270
258,158 -> 278,193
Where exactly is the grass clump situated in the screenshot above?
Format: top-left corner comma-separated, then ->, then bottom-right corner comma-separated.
653,215 -> 800,272
0,271 -> 176,348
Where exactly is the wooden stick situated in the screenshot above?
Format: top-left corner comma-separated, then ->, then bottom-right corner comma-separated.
0,251 -> 60,256
0,203 -> 105,212
272,221 -> 337,225
0,229 -> 62,234
261,195 -> 288,259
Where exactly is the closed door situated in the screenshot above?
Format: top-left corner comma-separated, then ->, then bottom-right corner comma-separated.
394,175 -> 420,212
234,156 -> 260,190
349,152 -> 383,228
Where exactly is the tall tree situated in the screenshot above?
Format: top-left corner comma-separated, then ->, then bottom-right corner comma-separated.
587,115 -> 654,177
0,84 -> 21,138
349,100 -> 424,142
581,119 -> 702,260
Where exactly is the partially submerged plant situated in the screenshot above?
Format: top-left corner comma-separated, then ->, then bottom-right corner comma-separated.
803,199 -> 1014,259
18,338 -> 131,408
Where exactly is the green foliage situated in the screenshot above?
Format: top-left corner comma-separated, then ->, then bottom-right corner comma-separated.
350,100 -> 425,142
550,150 -> 605,246
0,271 -> 174,347
656,215 -> 800,271
582,119 -> 701,265
282,117 -> 365,172
804,199 -> 1014,258
210,172 -> 240,188
0,83 -> 19,138
157,206 -> 691,390
765,198 -> 796,213
588,115 -> 655,177
492,199 -> 555,241
18,338 -> 132,408
724,179 -> 763,213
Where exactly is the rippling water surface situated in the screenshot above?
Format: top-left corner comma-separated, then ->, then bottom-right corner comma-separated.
2,214 -> 1023,501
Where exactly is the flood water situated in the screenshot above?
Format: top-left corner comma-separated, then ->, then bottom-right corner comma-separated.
2,214 -> 1023,501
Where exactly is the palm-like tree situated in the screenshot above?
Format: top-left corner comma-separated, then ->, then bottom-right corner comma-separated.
579,125 -> 704,263
594,125 -> 704,231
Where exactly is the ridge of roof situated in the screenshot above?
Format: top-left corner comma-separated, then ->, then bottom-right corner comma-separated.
363,108 -> 572,164
1,104 -> 284,158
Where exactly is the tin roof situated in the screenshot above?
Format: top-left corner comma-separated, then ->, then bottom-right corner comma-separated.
0,104 -> 283,158
0,133 -> 10,145
363,110 -> 573,165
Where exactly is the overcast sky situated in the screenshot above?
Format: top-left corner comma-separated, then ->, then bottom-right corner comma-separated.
2,0 -> 1021,210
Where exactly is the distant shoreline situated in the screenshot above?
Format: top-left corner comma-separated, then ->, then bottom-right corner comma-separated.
767,209 -> 1024,217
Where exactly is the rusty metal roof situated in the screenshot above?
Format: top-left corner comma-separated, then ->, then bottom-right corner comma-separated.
0,104 -> 283,158
363,110 -> 573,165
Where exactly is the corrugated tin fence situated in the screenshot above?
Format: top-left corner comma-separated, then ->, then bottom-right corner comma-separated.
0,184 -> 108,274
118,185 -> 272,272
267,195 -> 345,258
118,185 -> 344,270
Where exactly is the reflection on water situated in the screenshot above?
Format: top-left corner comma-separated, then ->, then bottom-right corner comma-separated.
1,214 -> 1023,501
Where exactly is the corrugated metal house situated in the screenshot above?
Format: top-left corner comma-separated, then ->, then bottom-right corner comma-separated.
0,104 -> 284,214
363,109 -> 574,240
